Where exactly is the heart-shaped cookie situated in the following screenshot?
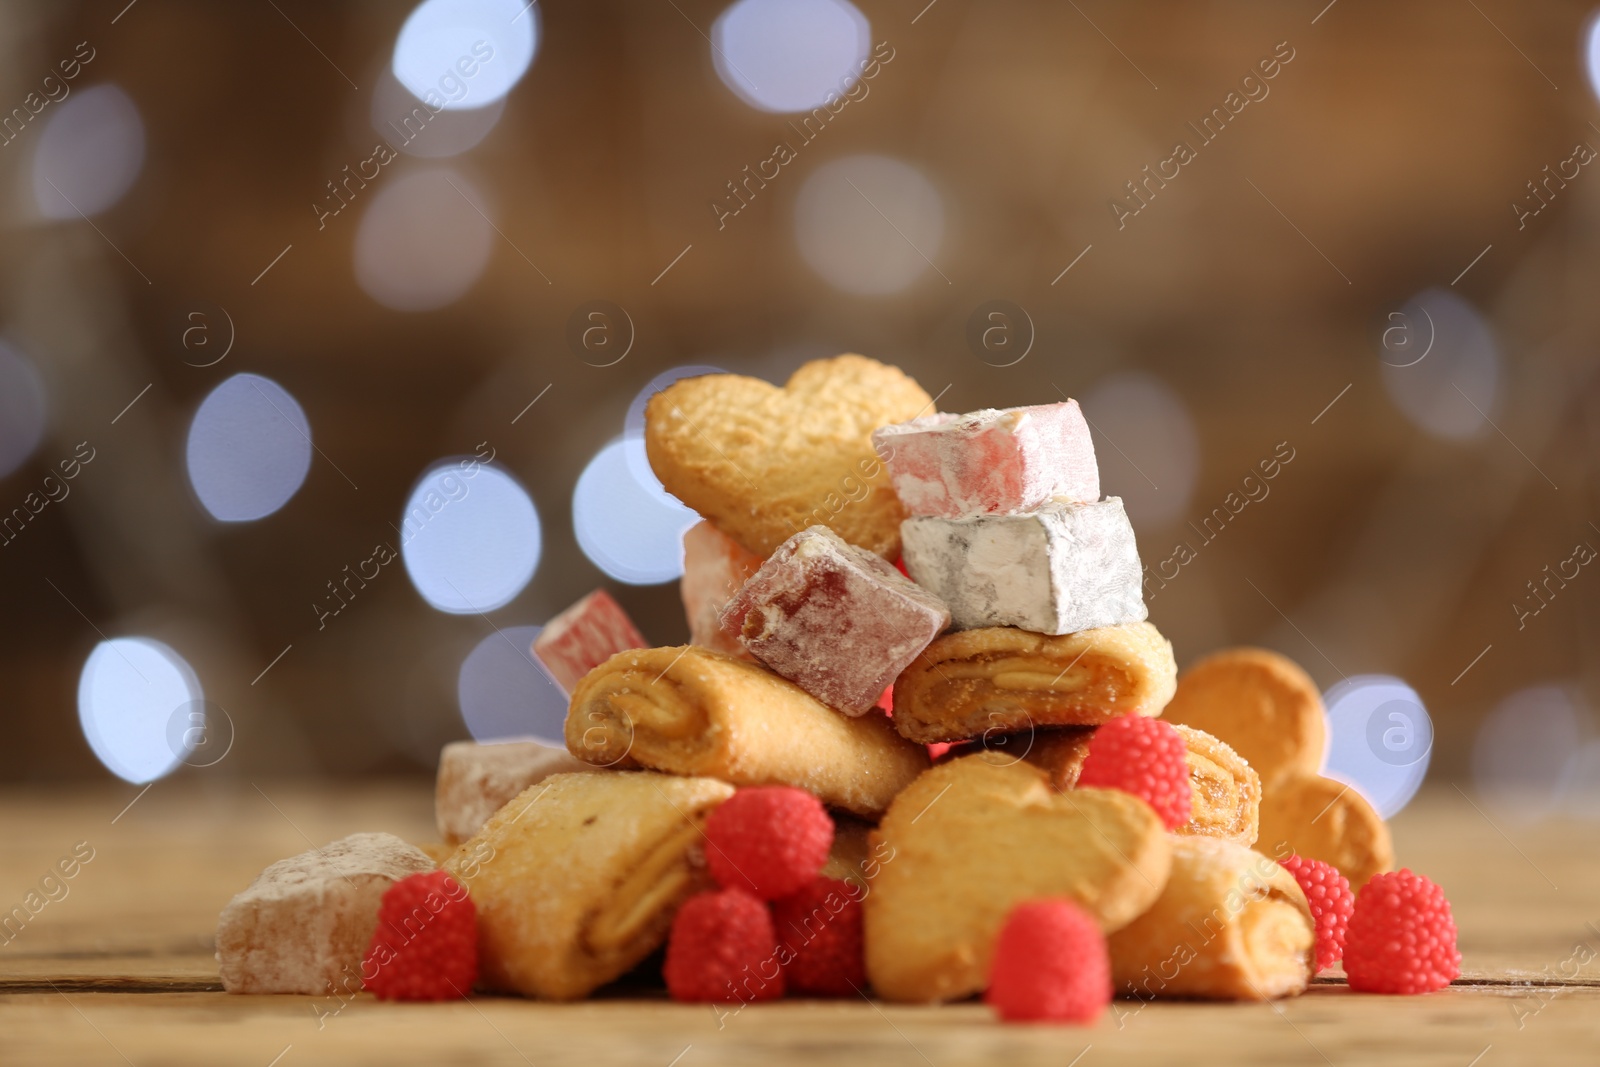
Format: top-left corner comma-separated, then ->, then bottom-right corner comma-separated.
645,354 -> 933,559
863,753 -> 1172,1003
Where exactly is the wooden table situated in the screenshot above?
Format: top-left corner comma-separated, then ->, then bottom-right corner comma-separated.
2,782 -> 1597,1065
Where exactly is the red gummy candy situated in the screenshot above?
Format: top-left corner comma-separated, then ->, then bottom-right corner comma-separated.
1076,715 -> 1192,829
986,899 -> 1110,1023
1279,854 -> 1354,973
704,787 -> 833,900
1344,869 -> 1460,994
772,877 -> 865,997
362,870 -> 477,1001
664,887 -> 784,1003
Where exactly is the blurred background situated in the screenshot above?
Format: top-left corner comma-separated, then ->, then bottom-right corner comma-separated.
1,0 -> 1597,826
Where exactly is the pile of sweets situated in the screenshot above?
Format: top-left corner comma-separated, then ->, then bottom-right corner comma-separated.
216,355 -> 1460,1021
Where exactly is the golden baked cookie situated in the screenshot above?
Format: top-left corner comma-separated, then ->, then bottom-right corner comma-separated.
442,771 -> 733,1000
863,754 -> 1171,1003
1174,725 -> 1261,847
1161,648 -> 1326,791
1258,774 -> 1393,890
566,645 -> 929,818
1109,836 -> 1314,1001
891,621 -> 1178,743
644,355 -> 933,559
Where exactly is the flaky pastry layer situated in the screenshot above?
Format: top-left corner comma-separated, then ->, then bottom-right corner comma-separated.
566,645 -> 928,817
1108,836 -> 1313,1001
891,621 -> 1177,743
443,771 -> 733,1001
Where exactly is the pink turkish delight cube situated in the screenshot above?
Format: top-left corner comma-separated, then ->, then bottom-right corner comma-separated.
871,400 -> 1099,518
533,590 -> 647,692
719,525 -> 950,715
680,520 -> 764,657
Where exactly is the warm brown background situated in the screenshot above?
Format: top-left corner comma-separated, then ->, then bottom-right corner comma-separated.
0,0 -> 1596,783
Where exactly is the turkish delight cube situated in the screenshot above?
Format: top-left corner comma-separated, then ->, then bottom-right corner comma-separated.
533,589 -> 647,692
216,832 -> 434,994
900,497 -> 1146,634
719,525 -> 950,715
436,739 -> 593,845
872,401 -> 1099,518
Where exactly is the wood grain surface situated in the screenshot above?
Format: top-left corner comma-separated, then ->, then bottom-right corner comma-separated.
2,782 -> 1596,1065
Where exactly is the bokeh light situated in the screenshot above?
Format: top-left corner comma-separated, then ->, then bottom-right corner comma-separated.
371,66 -> 506,158
0,342 -> 47,480
186,373 -> 313,522
1379,287 -> 1500,440
32,83 -> 145,218
401,460 -> 540,613
77,637 -> 203,784
573,438 -> 700,585
353,168 -> 495,312
457,624 -> 567,745
1322,675 -> 1434,818
1473,684 -> 1586,820
1561,739 -> 1600,818
711,0 -> 870,113
794,154 -> 945,295
392,0 -> 537,111
1585,11 -> 1600,104
1080,372 -> 1200,527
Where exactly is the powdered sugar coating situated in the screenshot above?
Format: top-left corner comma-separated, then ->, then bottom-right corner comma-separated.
436,739 -> 592,845
719,526 -> 950,715
873,401 -> 1099,519
216,832 -> 434,995
900,498 -> 1146,635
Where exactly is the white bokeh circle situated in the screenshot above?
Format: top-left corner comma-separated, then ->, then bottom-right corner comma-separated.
78,637 -> 203,784
400,460 -> 541,613
574,438 -> 700,585
186,373 -> 313,522
794,155 -> 945,295
354,168 -> 495,312
392,0 -> 537,111
711,0 -> 870,113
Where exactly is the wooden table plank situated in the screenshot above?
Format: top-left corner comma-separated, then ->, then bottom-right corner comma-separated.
2,782 -> 1598,1064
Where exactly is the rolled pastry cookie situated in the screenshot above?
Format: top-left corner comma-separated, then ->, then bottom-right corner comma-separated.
864,754 -> 1171,1003
442,771 -> 733,1000
1109,836 -> 1314,1001
1258,774 -> 1393,890
1161,648 -> 1325,791
566,645 -> 930,817
1174,725 -> 1261,847
891,621 -> 1177,743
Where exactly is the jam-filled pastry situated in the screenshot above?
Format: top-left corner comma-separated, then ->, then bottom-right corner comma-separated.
565,645 -> 928,818
442,771 -> 733,1000
863,754 -> 1171,1003
1160,648 -> 1325,791
891,621 -> 1177,744
1108,836 -> 1314,1001
1258,774 -> 1393,890
1173,725 -> 1261,847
